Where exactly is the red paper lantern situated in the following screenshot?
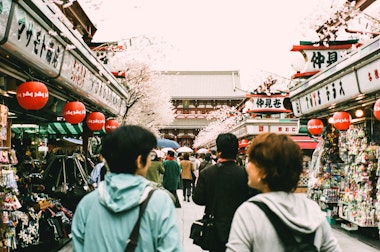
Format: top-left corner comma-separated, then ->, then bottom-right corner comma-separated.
16,81 -> 48,110
105,119 -> 120,133
62,101 -> 86,124
239,139 -> 249,148
307,119 -> 324,135
373,99 -> 380,120
86,112 -> 105,131
333,112 -> 351,131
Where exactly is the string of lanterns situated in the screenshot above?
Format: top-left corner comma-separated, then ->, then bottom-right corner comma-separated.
16,81 -> 119,133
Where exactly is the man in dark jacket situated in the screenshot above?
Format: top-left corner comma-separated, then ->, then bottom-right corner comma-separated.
193,133 -> 251,252
162,150 -> 182,208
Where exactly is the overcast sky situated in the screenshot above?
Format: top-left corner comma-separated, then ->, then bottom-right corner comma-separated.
78,0 -> 340,89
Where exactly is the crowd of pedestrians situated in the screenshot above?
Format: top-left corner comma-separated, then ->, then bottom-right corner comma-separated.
71,124 -> 341,252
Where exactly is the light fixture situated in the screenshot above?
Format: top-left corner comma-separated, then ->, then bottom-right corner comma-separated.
355,109 -> 364,118
328,116 -> 334,124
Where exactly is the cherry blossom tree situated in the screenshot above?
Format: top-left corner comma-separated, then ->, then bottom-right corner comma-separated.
104,37 -> 175,136
193,105 -> 246,148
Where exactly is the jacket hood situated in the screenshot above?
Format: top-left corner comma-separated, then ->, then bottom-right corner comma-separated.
98,173 -> 150,213
251,192 -> 326,233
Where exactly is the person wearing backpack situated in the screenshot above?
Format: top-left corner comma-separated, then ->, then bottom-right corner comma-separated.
226,133 -> 342,252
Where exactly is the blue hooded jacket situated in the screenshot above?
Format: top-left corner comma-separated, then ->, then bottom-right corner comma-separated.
72,173 -> 182,252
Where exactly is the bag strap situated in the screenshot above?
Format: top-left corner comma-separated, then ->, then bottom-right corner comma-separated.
208,163 -> 222,217
125,188 -> 156,252
251,201 -> 303,246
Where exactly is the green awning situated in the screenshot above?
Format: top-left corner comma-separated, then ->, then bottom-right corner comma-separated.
12,122 -> 106,136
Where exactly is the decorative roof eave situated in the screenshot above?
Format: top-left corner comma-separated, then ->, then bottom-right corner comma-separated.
290,44 -> 355,51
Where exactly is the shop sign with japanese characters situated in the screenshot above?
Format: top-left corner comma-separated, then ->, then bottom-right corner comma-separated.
244,95 -> 291,113
292,72 -> 360,115
59,52 -> 126,116
356,57 -> 380,94
2,3 -> 64,77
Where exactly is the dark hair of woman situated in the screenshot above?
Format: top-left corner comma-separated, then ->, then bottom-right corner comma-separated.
101,125 -> 156,174
182,153 -> 190,160
247,132 -> 303,192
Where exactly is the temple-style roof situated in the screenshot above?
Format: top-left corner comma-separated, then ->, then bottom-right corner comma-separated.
159,71 -> 247,99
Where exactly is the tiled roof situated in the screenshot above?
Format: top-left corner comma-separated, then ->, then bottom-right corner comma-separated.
159,71 -> 247,99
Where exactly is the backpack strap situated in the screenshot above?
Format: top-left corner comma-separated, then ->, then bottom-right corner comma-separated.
125,188 -> 156,252
251,201 -> 313,247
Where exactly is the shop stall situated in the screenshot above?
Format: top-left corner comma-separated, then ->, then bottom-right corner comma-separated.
0,1 -> 124,250
289,36 -> 380,237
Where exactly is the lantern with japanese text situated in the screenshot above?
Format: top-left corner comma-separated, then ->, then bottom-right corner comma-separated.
307,119 -> 324,135
62,101 -> 86,124
239,139 -> 249,148
333,112 -> 351,131
16,81 -> 48,110
374,99 -> 380,121
86,112 -> 105,131
105,119 -> 120,133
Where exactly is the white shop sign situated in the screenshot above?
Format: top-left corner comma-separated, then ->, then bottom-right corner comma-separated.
356,57 -> 380,94
59,52 -> 126,116
3,3 -> 64,77
0,0 -> 12,42
297,72 -> 359,115
302,49 -> 348,73
244,95 -> 290,113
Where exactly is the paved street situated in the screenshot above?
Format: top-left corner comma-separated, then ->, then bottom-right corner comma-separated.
59,190 -> 380,252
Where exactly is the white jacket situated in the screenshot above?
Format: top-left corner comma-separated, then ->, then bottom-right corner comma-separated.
226,192 -> 342,252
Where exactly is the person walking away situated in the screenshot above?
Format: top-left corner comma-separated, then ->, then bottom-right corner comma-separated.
198,152 -> 213,175
146,150 -> 165,184
226,132 -> 341,252
88,154 -> 107,189
180,153 -> 194,202
71,125 -> 182,252
193,133 -> 251,252
162,150 -> 182,208
190,153 -> 200,192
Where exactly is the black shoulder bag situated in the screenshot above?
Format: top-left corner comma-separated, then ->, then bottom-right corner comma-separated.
251,201 -> 318,252
190,163 -> 221,250
125,189 -> 156,252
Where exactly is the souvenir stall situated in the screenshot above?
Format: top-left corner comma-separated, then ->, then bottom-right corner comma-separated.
289,36 -> 380,238
0,1 -> 124,250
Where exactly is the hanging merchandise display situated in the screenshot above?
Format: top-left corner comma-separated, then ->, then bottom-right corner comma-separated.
86,112 -> 105,131
16,81 -> 49,110
307,119 -> 324,135
105,119 -> 120,133
373,99 -> 380,121
63,101 -> 86,124
333,112 -> 351,131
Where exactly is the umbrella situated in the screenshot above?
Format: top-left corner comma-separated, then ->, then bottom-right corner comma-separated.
153,149 -> 166,159
157,138 -> 180,148
161,147 -> 176,154
176,146 -> 193,153
197,148 -> 209,154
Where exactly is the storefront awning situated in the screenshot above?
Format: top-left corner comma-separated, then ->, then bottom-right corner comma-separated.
12,122 -> 105,136
290,135 -> 320,150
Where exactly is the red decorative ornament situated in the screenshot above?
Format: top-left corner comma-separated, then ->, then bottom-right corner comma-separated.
62,101 -> 86,124
105,119 -> 120,133
239,139 -> 249,148
333,112 -> 351,131
16,81 -> 49,110
307,119 -> 324,135
373,99 -> 380,120
86,112 -> 105,131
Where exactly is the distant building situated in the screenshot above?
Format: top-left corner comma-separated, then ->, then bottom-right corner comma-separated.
159,70 -> 246,147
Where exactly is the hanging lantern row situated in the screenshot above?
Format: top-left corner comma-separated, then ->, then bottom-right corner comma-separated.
16,81 -> 49,110
374,99 -> 380,121
307,119 -> 324,135
333,111 -> 351,131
